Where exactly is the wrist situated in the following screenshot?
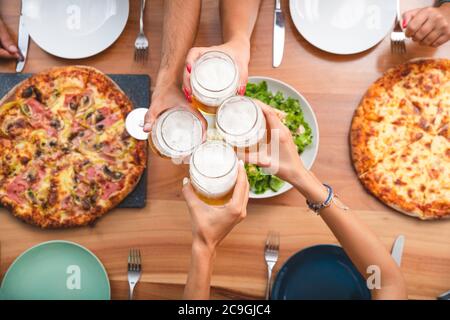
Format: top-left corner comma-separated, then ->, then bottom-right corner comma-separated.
292,170 -> 328,203
192,239 -> 217,262
225,35 -> 250,51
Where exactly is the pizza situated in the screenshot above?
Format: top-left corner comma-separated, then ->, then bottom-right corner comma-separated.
0,66 -> 147,228
351,59 -> 449,220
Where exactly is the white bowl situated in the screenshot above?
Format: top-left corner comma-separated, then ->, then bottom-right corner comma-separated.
247,76 -> 319,199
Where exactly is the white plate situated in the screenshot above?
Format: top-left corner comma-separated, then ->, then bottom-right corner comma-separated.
248,76 -> 319,199
289,0 -> 396,55
23,0 -> 129,59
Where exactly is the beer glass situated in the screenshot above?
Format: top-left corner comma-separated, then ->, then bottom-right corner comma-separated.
216,96 -> 266,149
150,107 -> 203,160
190,51 -> 239,115
189,141 -> 238,205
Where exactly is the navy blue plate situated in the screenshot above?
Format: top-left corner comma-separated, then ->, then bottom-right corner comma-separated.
271,245 -> 371,300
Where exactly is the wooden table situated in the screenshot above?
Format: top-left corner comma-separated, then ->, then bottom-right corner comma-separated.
0,0 -> 449,300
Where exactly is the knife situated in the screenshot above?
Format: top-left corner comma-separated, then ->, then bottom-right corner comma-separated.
16,1 -> 30,73
391,235 -> 405,267
272,0 -> 285,68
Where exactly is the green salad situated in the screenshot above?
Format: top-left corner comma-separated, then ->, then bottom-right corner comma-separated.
244,81 -> 313,194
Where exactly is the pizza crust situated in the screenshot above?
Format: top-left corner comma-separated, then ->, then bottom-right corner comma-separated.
0,66 -> 147,228
350,59 -> 450,220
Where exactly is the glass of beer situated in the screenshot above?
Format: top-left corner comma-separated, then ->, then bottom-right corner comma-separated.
216,96 -> 267,149
150,107 -> 204,160
190,51 -> 239,115
189,141 -> 238,205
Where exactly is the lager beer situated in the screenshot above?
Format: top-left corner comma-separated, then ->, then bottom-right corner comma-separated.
150,107 -> 203,160
216,96 -> 266,149
190,51 -> 239,115
189,141 -> 238,205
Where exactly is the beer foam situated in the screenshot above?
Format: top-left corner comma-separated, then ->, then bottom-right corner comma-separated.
216,97 -> 266,148
153,108 -> 203,158
191,142 -> 237,197
218,98 -> 257,135
195,57 -> 236,91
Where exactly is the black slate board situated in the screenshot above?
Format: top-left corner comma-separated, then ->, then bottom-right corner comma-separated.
0,73 -> 150,209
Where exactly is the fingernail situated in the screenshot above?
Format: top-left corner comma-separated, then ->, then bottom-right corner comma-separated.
183,87 -> 192,103
8,45 -> 18,53
238,86 -> 246,96
186,64 -> 192,74
143,123 -> 152,132
402,19 -> 407,29
183,177 -> 189,186
239,160 -> 244,167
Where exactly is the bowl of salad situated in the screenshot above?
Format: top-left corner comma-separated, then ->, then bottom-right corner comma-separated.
245,77 -> 319,199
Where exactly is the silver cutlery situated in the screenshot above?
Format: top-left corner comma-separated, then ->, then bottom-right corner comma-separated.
16,0 -> 30,73
437,290 -> 450,300
127,248 -> 142,300
272,0 -> 285,68
391,235 -> 405,267
390,0 -> 406,54
264,232 -> 279,300
134,0 -> 149,63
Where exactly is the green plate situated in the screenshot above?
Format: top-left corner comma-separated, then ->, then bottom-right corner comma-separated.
0,240 -> 110,300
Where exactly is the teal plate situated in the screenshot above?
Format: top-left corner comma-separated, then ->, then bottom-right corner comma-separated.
0,240 -> 110,300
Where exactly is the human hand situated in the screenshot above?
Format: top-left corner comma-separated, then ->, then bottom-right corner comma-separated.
403,4 -> 450,47
143,84 -> 207,134
182,160 -> 249,255
0,18 -> 21,60
182,38 -> 251,101
245,101 -> 327,202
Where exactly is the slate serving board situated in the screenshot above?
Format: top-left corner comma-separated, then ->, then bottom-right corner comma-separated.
0,73 -> 150,208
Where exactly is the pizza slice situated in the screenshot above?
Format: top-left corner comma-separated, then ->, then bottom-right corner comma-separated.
359,133 -> 437,219
422,152 -> 450,218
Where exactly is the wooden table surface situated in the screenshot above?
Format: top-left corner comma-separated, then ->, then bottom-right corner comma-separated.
0,0 -> 449,300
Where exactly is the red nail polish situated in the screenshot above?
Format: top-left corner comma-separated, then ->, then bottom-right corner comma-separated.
183,87 -> 192,103
239,86 -> 246,96
186,64 -> 192,74
402,19 -> 407,29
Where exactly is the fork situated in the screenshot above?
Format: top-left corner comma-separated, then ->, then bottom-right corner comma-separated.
390,0 -> 406,54
264,232 -> 279,300
134,0 -> 149,62
127,249 -> 142,300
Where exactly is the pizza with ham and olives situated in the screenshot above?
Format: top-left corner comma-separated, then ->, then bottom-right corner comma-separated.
351,59 -> 449,220
0,66 -> 146,228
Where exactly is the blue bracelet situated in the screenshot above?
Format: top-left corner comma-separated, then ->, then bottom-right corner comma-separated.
306,184 -> 334,214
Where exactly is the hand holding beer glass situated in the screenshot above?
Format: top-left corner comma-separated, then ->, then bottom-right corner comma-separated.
182,40 -> 251,114
182,158 -> 249,253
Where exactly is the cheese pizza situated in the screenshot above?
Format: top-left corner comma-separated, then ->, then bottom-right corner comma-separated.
351,59 -> 449,220
0,66 -> 147,228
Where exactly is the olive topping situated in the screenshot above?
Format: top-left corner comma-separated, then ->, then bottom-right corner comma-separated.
81,198 -> 91,210
95,113 -> 105,123
69,101 -> 79,111
20,157 -> 30,165
93,142 -> 104,150
27,173 -> 37,184
35,149 -> 42,157
49,140 -> 57,147
103,166 -> 123,180
68,132 -> 79,141
96,124 -> 104,131
50,119 -> 61,129
21,85 -> 43,102
21,86 -> 34,98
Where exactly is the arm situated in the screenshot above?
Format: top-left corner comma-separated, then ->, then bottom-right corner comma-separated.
182,162 -> 249,300
248,102 -> 408,300
144,0 -> 206,131
182,0 -> 261,99
402,1 -> 450,47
